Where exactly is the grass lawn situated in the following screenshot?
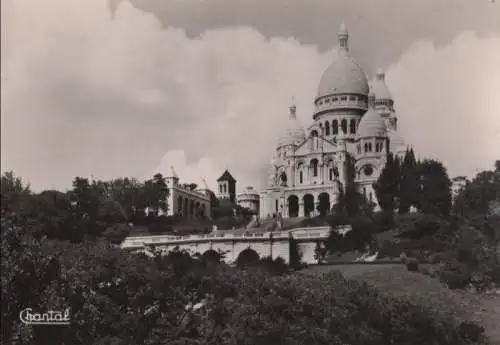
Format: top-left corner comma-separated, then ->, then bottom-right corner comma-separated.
302,264 -> 500,345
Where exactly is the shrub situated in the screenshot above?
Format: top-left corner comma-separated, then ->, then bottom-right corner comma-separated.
406,258 -> 419,271
439,270 -> 470,289
457,321 -> 485,342
259,256 -> 289,275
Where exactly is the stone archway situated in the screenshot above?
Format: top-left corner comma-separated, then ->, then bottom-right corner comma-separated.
235,248 -> 260,267
201,249 -> 222,264
287,195 -> 299,218
318,193 -> 330,216
303,194 -> 314,217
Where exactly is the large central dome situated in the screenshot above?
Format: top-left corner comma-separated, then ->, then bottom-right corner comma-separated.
316,23 -> 369,99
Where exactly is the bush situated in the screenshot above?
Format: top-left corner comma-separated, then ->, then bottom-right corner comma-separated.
457,321 -> 485,342
439,270 -> 470,289
406,258 -> 419,271
259,256 -> 289,275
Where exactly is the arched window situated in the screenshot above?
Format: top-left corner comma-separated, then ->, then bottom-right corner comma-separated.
364,143 -> 368,152
325,122 -> 330,136
219,184 -> 223,193
332,120 -> 338,134
311,159 -> 319,177
357,144 -> 361,154
311,130 -> 318,137
341,119 -> 348,134
368,143 -> 372,152
299,171 -> 303,184
350,119 -> 356,134
329,168 -> 333,180
275,200 -> 278,212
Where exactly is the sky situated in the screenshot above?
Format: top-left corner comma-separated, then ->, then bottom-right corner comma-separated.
2,0 -> 500,193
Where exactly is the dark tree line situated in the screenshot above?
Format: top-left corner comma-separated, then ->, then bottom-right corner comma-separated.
0,172 -> 170,243
373,148 -> 452,218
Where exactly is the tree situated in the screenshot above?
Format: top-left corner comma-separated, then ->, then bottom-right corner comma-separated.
373,153 -> 400,214
1,171 -> 31,221
454,162 -> 500,217
399,148 -> 420,213
419,159 -> 452,217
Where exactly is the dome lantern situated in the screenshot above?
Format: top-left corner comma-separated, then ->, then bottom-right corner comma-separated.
277,101 -> 306,148
338,21 -> 349,52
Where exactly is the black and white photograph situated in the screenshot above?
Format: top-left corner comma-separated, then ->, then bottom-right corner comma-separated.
1,0 -> 500,344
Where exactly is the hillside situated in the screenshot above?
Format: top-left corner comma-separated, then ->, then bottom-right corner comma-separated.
303,264 -> 500,344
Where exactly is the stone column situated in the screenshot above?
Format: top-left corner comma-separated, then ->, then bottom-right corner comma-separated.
299,202 -> 304,217
282,200 -> 289,218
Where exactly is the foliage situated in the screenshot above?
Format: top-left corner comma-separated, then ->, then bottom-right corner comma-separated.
406,258 -> 419,271
288,236 -> 303,270
418,159 -> 452,217
399,148 -> 421,213
373,153 -> 400,214
103,223 -> 132,245
258,256 -> 289,275
1,210 -> 485,345
457,321 -> 485,342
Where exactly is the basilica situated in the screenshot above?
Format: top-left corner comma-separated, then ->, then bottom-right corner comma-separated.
259,22 -> 407,219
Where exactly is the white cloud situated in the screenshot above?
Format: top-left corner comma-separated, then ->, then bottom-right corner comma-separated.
152,149 -> 222,190
1,0 -> 499,194
386,32 -> 500,177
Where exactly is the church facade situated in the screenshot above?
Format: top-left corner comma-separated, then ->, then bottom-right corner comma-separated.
259,23 -> 407,219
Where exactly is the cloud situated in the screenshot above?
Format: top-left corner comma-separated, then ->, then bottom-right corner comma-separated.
385,32 -> 500,177
152,149 -> 221,191
1,0 -> 499,194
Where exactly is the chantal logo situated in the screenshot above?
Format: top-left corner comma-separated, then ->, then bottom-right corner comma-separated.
19,308 -> 71,325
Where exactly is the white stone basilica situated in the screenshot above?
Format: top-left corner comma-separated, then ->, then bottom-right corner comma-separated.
259,22 -> 407,219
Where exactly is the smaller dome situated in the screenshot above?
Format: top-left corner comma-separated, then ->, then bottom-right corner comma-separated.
278,104 -> 306,147
371,68 -> 392,100
357,92 -> 387,138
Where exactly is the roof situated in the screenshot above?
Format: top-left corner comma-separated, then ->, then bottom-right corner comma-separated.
357,92 -> 387,138
316,23 -> 369,98
277,105 -> 306,147
317,53 -> 369,98
217,170 -> 236,182
371,69 -> 393,100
